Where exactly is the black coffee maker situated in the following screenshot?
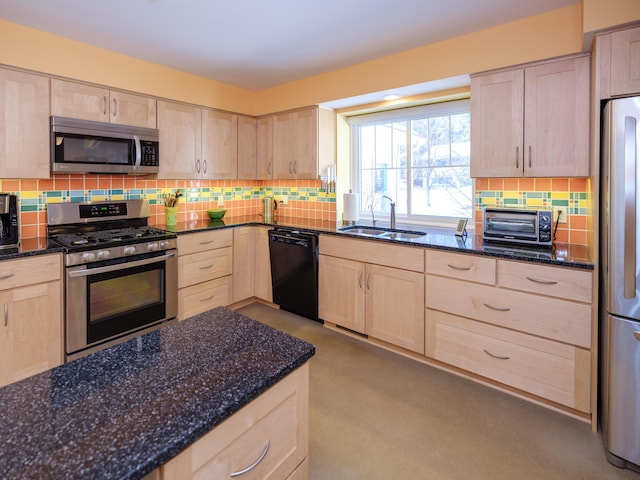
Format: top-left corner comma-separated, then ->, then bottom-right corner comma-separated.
0,194 -> 19,248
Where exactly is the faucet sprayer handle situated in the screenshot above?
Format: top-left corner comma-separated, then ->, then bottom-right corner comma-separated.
382,195 -> 395,206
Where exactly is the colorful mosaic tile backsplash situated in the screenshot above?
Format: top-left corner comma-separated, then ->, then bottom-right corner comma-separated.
0,177 -> 336,239
474,177 -> 590,246
0,175 -> 590,246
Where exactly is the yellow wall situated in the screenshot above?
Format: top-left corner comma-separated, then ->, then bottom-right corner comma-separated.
583,0 -> 640,34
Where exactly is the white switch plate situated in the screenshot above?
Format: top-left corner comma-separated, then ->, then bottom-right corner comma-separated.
217,196 -> 224,207
280,195 -> 288,205
552,206 -> 567,224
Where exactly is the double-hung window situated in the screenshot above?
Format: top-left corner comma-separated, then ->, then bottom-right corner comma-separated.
349,99 -> 472,227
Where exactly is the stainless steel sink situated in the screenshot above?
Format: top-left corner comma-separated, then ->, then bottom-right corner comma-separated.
339,226 -> 388,236
378,231 -> 426,240
338,226 -> 427,241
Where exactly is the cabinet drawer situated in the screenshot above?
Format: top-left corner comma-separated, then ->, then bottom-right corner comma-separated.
425,310 -> 590,412
320,235 -> 424,272
498,260 -> 592,303
178,276 -> 231,320
425,250 -> 496,285
425,275 -> 591,348
0,254 -> 61,291
162,364 -> 308,480
178,229 -> 233,256
178,247 -> 232,288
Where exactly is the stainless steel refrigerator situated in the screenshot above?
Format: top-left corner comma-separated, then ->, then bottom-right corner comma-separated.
601,95 -> 640,471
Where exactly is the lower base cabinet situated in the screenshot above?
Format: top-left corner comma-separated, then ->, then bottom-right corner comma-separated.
161,363 -> 309,480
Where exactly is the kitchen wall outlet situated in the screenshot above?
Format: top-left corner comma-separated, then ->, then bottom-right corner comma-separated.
217,196 -> 224,207
552,207 -> 567,224
280,195 -> 288,205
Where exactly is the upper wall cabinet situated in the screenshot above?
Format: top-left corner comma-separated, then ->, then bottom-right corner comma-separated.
256,116 -> 273,180
237,114 -> 257,180
202,109 -> 238,180
470,55 -> 590,178
596,24 -> 640,99
51,79 -> 157,128
269,106 -> 336,180
0,68 -> 50,179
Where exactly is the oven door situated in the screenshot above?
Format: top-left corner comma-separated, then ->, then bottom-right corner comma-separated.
65,250 -> 177,358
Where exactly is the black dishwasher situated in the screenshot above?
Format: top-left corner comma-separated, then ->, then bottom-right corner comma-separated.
268,228 -> 320,322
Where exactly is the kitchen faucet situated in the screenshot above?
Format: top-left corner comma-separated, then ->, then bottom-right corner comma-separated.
369,204 -> 376,226
383,195 -> 396,229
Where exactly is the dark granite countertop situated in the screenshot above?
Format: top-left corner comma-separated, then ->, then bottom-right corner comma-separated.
0,307 -> 315,480
0,237 -> 63,261
162,214 -> 594,270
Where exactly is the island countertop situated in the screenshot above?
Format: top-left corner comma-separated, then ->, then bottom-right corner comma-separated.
0,307 -> 315,480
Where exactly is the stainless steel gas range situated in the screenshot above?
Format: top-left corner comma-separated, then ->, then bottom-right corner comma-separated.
47,200 -> 177,361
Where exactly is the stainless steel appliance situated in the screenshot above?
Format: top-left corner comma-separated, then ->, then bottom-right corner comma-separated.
268,228 -> 320,321
50,116 -> 159,175
47,200 -> 177,361
600,96 -> 640,471
482,207 -> 553,246
0,194 -> 19,248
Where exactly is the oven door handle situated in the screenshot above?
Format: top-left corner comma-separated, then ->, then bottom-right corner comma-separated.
68,252 -> 176,277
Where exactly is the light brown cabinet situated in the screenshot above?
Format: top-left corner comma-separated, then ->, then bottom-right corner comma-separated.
158,101 -> 239,180
319,236 -> 425,353
0,254 -> 63,387
269,106 -> 335,180
596,24 -> 640,98
161,363 -> 309,480
237,114 -> 257,179
177,229 -> 233,319
424,250 -> 592,414
232,226 -> 255,303
0,68 -> 50,179
470,54 -> 590,177
51,79 -> 157,128
256,116 -> 274,180
254,226 -> 273,303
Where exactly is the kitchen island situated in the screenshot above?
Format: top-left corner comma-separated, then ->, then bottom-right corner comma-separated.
0,307 -> 315,479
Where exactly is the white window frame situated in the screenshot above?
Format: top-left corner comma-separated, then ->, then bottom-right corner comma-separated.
348,99 -> 473,229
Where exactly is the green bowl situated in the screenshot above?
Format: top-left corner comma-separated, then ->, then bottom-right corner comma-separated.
207,208 -> 227,219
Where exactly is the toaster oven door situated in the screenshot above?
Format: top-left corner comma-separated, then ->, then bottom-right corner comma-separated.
483,209 -> 539,244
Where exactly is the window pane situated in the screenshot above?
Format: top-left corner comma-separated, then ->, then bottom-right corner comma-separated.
411,166 -> 472,217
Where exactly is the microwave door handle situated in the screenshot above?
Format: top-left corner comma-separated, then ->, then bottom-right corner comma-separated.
133,135 -> 142,167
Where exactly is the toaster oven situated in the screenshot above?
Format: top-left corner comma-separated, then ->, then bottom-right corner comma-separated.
482,208 -> 553,246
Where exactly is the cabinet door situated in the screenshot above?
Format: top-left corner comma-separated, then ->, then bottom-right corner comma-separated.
202,109 -> 237,179
51,79 -> 110,122
110,91 -> 157,128
272,111 -> 295,179
292,107 -> 318,179
0,281 -> 62,387
256,116 -> 273,180
610,26 -> 640,96
366,264 -> 425,353
470,69 -> 524,177
232,227 -> 255,303
318,255 -> 365,334
254,227 -> 273,302
157,100 -> 201,179
0,69 -> 50,179
524,56 -> 590,177
237,115 -> 257,179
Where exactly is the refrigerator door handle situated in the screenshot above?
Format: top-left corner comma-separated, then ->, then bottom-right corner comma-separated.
623,116 -> 637,299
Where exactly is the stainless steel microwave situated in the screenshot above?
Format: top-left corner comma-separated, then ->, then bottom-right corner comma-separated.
50,116 -> 159,175
482,207 -> 553,246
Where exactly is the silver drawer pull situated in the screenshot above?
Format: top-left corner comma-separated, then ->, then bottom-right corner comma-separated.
3,303 -> 7,327
199,264 -> 214,270
483,303 -> 511,312
199,240 -> 215,245
483,349 -> 510,360
358,271 -> 364,289
446,264 -> 471,271
230,440 -> 270,477
525,276 -> 558,285
200,295 -> 215,302
0,272 -> 14,280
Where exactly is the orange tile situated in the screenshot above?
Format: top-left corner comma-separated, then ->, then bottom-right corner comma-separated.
21,225 -> 38,239
500,178 -> 517,191
535,178 -> 552,191
488,178 -> 504,191
569,215 -> 587,230
551,178 -> 569,191
569,229 -> 588,246
519,178 -> 535,191
53,177 -> 70,191
570,177 -> 588,192
3,180 -> 19,192
39,179 -> 54,191
70,177 -> 84,190
554,228 -> 569,243
21,211 -> 38,225
20,179 -> 38,190
85,177 -> 98,189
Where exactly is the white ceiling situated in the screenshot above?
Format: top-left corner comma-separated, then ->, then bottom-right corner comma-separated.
1,0 -> 576,97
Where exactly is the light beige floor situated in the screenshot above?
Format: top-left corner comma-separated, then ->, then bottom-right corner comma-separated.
238,303 -> 638,480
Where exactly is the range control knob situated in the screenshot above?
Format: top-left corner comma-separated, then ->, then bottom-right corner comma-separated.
159,240 -> 170,249
82,252 -> 96,263
123,246 -> 137,256
147,242 -> 159,252
96,250 -> 111,260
